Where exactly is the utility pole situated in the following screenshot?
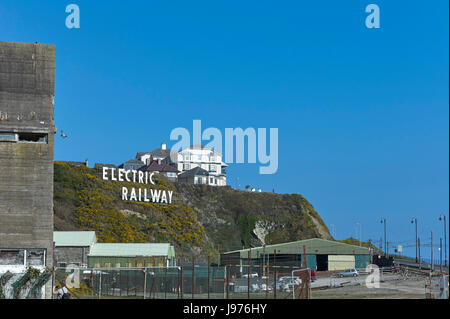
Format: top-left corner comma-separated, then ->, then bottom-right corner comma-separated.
431,231 -> 433,272
330,224 -> 336,239
411,218 -> 418,263
356,223 -> 362,246
440,238 -> 443,273
418,237 -> 421,269
439,214 -> 447,267
380,218 -> 387,256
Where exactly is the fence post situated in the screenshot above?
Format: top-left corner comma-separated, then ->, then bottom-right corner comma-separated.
192,257 -> 195,299
164,266 -> 167,299
248,250 -> 251,299
207,256 -> 210,299
274,250 -> 277,299
99,271 -> 102,299
119,270 -> 122,297
181,243 -> 184,299
143,268 -> 147,299
225,265 -> 229,299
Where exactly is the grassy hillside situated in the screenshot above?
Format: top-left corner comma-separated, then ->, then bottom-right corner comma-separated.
53,162 -> 333,259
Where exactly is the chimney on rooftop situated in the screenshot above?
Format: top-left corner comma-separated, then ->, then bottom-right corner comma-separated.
161,142 -> 167,150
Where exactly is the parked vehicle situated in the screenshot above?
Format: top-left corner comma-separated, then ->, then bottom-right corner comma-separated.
337,268 -> 359,278
242,272 -> 259,278
275,276 -> 301,291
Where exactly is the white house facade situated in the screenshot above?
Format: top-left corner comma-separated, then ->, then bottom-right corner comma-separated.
175,145 -> 227,186
134,143 -> 227,186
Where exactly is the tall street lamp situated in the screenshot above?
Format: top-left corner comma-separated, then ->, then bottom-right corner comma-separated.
439,214 -> 447,267
380,218 -> 387,256
356,223 -> 362,246
411,218 -> 418,263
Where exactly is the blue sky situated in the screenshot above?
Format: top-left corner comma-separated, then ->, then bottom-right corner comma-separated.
1,1 -> 448,260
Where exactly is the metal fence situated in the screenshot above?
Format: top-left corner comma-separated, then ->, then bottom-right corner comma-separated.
53,265 -> 225,299
53,264 -> 311,299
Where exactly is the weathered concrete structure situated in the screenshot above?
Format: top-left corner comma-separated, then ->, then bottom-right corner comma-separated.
0,41 -> 55,298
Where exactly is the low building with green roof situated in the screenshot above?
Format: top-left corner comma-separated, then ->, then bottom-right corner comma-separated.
53,231 -> 97,267
220,238 -> 373,272
88,243 -> 176,268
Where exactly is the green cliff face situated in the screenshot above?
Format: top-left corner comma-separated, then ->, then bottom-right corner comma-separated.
53,162 -> 332,259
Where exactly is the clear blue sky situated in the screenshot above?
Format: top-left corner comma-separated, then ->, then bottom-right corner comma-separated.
1,1 -> 448,260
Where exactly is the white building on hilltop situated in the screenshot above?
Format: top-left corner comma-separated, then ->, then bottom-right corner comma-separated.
134,143 -> 228,186
175,145 -> 227,186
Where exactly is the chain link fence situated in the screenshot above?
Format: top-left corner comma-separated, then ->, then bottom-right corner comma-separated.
53,263 -> 311,299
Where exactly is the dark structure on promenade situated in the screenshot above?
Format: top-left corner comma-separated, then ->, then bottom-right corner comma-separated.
0,41 -> 56,298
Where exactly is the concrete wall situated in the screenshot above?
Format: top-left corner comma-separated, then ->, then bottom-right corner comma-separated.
0,41 -> 55,298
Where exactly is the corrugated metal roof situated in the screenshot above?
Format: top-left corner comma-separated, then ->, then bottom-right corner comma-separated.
53,231 -> 97,247
223,238 -> 371,258
88,243 -> 173,257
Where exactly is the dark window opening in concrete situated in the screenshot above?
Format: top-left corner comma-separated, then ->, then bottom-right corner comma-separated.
26,249 -> 45,266
18,133 -> 48,143
0,249 -> 25,265
0,133 -> 18,142
316,254 -> 328,271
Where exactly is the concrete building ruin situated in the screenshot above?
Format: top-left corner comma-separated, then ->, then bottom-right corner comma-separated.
0,41 -> 56,298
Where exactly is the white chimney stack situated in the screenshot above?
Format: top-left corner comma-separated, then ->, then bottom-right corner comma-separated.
161,142 -> 166,150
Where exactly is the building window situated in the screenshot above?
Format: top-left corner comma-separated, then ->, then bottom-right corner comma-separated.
136,262 -> 143,267
0,249 -> 24,265
126,262 -> 133,268
210,164 -> 216,172
0,249 -> 46,266
18,133 -> 48,143
184,163 -> 190,170
0,133 -> 18,142
94,263 -> 100,268
104,263 -> 111,268
184,155 -> 190,161
209,177 -> 215,184
26,249 -> 45,266
115,263 -> 121,268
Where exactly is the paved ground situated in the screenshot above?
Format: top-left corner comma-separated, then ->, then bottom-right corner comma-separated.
311,273 -> 428,299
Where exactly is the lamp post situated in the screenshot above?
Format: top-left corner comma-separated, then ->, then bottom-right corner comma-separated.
439,214 -> 447,267
411,218 -> 418,263
356,223 -> 362,246
330,224 -> 336,239
380,218 -> 387,256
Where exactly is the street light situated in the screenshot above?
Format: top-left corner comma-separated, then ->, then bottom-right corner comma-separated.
380,218 -> 387,256
439,214 -> 447,267
411,218 -> 418,263
330,224 -> 336,239
356,223 -> 362,246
